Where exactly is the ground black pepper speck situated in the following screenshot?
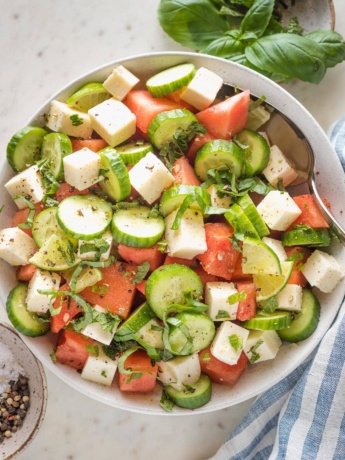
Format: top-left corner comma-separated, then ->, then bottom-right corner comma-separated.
0,375 -> 30,443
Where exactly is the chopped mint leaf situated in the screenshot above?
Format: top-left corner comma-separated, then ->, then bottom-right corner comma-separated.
228,334 -> 243,352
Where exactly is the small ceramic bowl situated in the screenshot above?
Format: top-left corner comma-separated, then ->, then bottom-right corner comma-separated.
0,322 -> 47,460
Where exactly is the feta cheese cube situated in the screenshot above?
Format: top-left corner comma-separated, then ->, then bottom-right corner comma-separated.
276,284 -> 303,311
244,330 -> 282,363
262,145 -> 298,187
78,230 -> 113,261
136,318 -> 164,349
181,67 -> 223,111
63,147 -> 102,191
103,65 -> 139,101
4,165 -> 46,209
257,191 -> 302,231
88,97 -> 136,147
129,152 -> 174,204
165,208 -> 207,260
207,184 -> 232,209
301,250 -> 345,293
262,237 -> 287,261
81,347 -> 117,386
0,228 -> 37,266
205,281 -> 239,321
211,321 -> 249,366
26,269 -> 61,314
46,100 -> 93,139
157,353 -> 201,391
81,305 -> 119,345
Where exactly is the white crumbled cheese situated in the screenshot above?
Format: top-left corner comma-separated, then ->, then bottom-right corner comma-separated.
46,100 -> 93,139
103,65 -> 140,101
128,151 -> 174,204
244,330 -> 282,364
262,237 -> 287,261
81,305 -> 119,345
211,321 -> 249,366
262,145 -> 298,187
4,165 -> 46,209
164,208 -> 207,260
0,227 -> 37,266
205,281 -> 239,321
81,347 -> 117,386
0,342 -> 25,393
257,191 -> 302,231
26,269 -> 61,314
207,184 -> 232,209
157,353 -> 201,391
88,97 -> 136,147
136,318 -> 164,349
63,147 -> 102,191
301,250 -> 345,293
78,230 -> 113,261
275,284 -> 303,312
180,67 -> 223,111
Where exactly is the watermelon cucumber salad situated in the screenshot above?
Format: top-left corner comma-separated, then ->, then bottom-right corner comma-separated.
1,63 -> 344,411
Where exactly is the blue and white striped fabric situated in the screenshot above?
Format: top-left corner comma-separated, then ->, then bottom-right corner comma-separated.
210,120 -> 345,460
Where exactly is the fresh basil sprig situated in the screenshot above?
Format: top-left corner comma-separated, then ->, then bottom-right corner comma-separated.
158,0 -> 345,84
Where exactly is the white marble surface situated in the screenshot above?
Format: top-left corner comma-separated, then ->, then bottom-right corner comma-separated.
0,1 -> 345,459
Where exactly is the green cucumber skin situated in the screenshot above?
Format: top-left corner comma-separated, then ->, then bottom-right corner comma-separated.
278,289 -> 321,342
224,203 -> 260,239
236,193 -> 269,237
6,283 -> 50,337
164,374 -> 212,409
145,264 -> 203,319
116,142 -> 153,166
146,63 -> 196,98
242,311 -> 292,330
116,303 -> 156,337
7,126 -> 47,172
281,228 -> 331,247
41,132 -> 73,180
98,147 -> 131,202
159,184 -> 211,217
235,128 -> 270,177
168,312 -> 215,354
194,139 -> 244,181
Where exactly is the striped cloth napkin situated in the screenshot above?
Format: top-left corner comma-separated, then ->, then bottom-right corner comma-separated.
209,119 -> 345,460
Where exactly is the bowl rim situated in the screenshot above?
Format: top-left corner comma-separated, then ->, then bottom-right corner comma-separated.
0,322 -> 48,459
1,51 -> 345,415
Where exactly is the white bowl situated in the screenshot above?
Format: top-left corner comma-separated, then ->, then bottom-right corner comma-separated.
0,52 -> 344,415
0,323 -> 47,459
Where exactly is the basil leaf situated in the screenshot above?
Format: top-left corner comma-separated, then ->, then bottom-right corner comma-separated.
201,34 -> 244,58
157,0 -> 230,49
240,0 -> 274,39
132,261 -> 150,284
305,30 -> 345,68
245,34 -> 327,84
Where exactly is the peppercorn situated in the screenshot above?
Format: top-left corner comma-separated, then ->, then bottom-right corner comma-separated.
0,374 -> 30,444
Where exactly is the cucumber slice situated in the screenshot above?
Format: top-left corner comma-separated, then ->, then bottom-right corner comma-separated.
57,194 -> 112,240
6,126 -> 47,172
41,132 -> 72,180
194,140 -> 244,181
67,81 -> 111,112
146,264 -> 203,319
98,147 -> 131,202
116,142 -> 153,166
146,63 -> 196,98
6,283 -> 50,337
235,128 -> 270,177
147,108 -> 199,149
236,193 -> 269,237
159,184 -> 211,217
278,289 -> 320,342
29,234 -> 80,271
116,303 -> 156,337
32,207 -> 77,248
168,312 -> 215,355
111,206 -> 165,248
242,237 -> 282,275
164,373 -> 212,409
242,311 -> 292,330
281,227 -> 331,247
224,203 -> 260,239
